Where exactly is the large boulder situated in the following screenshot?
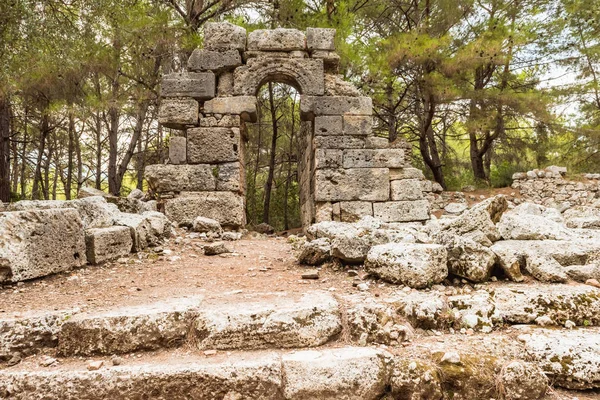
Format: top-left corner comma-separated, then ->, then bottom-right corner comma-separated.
564,206 -> 600,229
524,252 -> 568,283
433,232 -> 496,282
113,212 -> 170,252
497,203 -> 572,240
85,226 -> 133,265
297,238 -> 331,266
0,209 -> 87,283
365,243 -> 448,288
429,195 -> 508,244
8,196 -> 120,229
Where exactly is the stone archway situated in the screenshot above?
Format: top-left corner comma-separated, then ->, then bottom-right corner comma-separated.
146,23 -> 430,229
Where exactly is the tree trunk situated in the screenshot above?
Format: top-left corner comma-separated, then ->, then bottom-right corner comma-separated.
263,82 -> 278,225
115,101 -> 149,195
420,91 -> 446,189
20,106 -> 28,199
107,37 -> 121,196
65,110 -> 75,199
32,103 -> 50,200
95,111 -> 102,189
283,94 -> 297,230
0,95 -> 11,202
75,120 -> 83,193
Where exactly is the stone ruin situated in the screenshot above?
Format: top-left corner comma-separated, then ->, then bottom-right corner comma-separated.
146,22 -> 430,229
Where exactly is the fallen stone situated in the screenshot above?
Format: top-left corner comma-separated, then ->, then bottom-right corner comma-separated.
85,226 -> 133,264
396,291 -> 449,329
444,202 -> 468,214
164,192 -> 246,228
565,263 -> 600,282
297,238 -> 331,266
0,209 -> 87,283
301,271 -> 319,279
388,358 -> 443,400
113,212 -> 170,252
365,243 -> 448,288
87,360 -> 103,371
204,242 -> 231,256
564,206 -> 600,229
587,279 -> 600,289
524,252 -> 568,283
192,217 -> 222,235
434,233 -> 496,282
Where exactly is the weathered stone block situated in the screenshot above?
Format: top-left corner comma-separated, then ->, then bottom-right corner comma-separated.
314,168 -> 389,202
113,212 -> 171,251
344,115 -> 372,136
216,162 -> 243,192
314,135 -> 366,149
188,49 -> 242,72
365,136 -> 389,149
244,50 -> 308,60
161,72 -> 215,100
390,179 -> 423,201
340,201 -> 373,222
247,28 -> 306,51
164,192 -> 246,228
0,209 -> 87,283
373,200 -> 430,222
199,114 -> 240,127
342,149 -> 405,169
311,50 -> 340,73
306,28 -> 336,51
301,96 -> 372,118
203,96 -> 257,122
187,127 -> 240,164
234,58 -> 324,96
314,149 -> 342,169
217,72 -> 234,96
168,136 -> 186,165
85,226 -> 133,265
158,98 -> 198,129
145,164 -> 216,193
315,202 -> 333,222
204,22 -> 247,51
389,167 -> 425,181
315,116 -> 343,136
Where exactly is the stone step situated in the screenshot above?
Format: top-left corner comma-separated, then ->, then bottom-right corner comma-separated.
2,292 -> 342,359
3,331 -> 600,399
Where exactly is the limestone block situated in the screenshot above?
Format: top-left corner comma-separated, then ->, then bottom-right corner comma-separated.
373,200 -> 430,222
204,22 -> 247,51
365,243 -> 448,288
233,58 -> 324,96
314,135 -> 366,149
282,347 -> 389,400
199,114 -> 240,127
389,167 -> 425,181
244,50 -> 308,60
216,72 -> 234,96
365,136 -> 389,149
340,201 -> 373,222
314,149 -> 342,169
145,164 -> 216,193
113,212 -> 171,251
314,168 -> 389,202
85,226 -> 133,265
0,209 -> 87,283
161,72 -> 215,100
164,192 -> 246,228
216,162 -> 243,192
315,202 -> 333,222
203,96 -> 257,122
247,28 -> 306,51
306,28 -> 336,51
342,149 -> 405,169
343,115 -> 372,136
324,74 -> 362,97
168,136 -> 186,165
158,98 -> 198,129
314,116 -> 343,136
188,49 -> 241,72
187,127 -> 240,164
301,96 -> 372,118
390,179 -> 423,201
311,50 -> 340,72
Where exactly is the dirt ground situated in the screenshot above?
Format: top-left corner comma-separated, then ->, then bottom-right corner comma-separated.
1,230 -> 599,399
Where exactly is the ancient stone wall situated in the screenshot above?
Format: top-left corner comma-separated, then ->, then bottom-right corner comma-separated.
512,167 -> 600,207
146,23 -> 430,228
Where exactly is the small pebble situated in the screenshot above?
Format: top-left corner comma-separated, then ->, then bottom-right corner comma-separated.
302,271 -> 319,280
87,360 -> 104,371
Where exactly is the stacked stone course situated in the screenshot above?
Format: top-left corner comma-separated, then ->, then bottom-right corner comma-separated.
148,23 -> 430,228
512,166 -> 599,206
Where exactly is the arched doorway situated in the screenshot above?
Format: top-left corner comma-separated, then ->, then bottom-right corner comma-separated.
147,23 -> 431,230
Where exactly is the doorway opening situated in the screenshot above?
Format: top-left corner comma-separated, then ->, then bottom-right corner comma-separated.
245,82 -> 303,232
